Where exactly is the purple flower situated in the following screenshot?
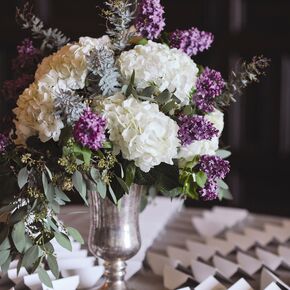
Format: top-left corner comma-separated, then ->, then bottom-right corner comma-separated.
199,155 -> 230,180
135,0 -> 165,40
12,39 -> 41,75
193,67 -> 225,113
0,133 -> 9,153
169,27 -> 214,57
178,115 -> 219,146
199,179 -> 218,201
73,109 -> 106,151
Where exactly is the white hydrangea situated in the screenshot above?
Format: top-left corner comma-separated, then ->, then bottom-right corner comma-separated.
118,41 -> 199,105
79,35 -> 111,56
104,94 -> 180,172
13,84 -> 64,144
178,109 -> 224,166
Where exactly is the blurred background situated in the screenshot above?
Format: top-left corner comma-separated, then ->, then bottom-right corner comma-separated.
0,0 -> 289,216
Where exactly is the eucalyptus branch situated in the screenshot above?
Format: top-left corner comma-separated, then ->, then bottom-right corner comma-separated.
216,55 -> 271,107
16,3 -> 70,52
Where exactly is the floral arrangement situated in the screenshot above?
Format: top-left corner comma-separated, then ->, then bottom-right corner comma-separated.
0,0 -> 269,286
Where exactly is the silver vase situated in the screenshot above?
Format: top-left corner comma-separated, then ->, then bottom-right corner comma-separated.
88,184 -> 146,290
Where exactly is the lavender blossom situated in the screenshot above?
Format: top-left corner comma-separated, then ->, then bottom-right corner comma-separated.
178,115 -> 219,146
169,27 -> 214,57
73,109 -> 106,151
193,67 -> 225,113
135,0 -> 165,40
0,133 -> 9,153
12,39 -> 41,74
199,155 -> 230,180
199,179 -> 218,201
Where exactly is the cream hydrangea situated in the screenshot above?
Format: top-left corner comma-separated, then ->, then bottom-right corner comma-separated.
13,84 -> 64,144
178,109 -> 224,165
118,41 -> 199,105
104,94 -> 180,172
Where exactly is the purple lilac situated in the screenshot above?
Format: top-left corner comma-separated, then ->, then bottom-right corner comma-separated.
199,179 -> 218,201
169,27 -> 214,57
178,115 -> 219,146
135,0 -> 165,40
199,155 -> 230,180
12,39 -> 41,74
193,67 -> 225,113
0,133 -> 9,153
73,108 -> 106,151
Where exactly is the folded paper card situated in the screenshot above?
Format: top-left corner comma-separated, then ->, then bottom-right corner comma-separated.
186,240 -> 216,261
206,237 -> 235,256
236,251 -> 262,276
42,275 -> 79,290
191,260 -> 217,283
202,211 -> 238,228
147,251 -> 179,276
243,227 -> 273,247
195,275 -> 226,290
163,265 -> 194,290
278,246 -> 290,267
256,248 -> 283,271
167,246 -> 197,267
264,282 -> 282,290
57,257 -> 95,271
212,207 -> 248,222
192,217 -> 225,237
260,268 -> 290,290
264,224 -> 290,243
226,232 -> 255,251
212,255 -> 239,279
227,278 -> 253,290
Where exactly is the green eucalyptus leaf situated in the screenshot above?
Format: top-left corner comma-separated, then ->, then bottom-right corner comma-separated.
216,149 -> 232,159
109,185 -> 117,204
97,181 -> 107,199
217,179 -> 229,190
45,166 -> 53,181
0,249 -> 10,266
162,100 -> 177,114
155,89 -> 171,104
18,167 -> 28,189
22,245 -> 39,269
125,163 -> 136,187
0,204 -> 16,214
37,266 -> 53,288
12,221 -> 25,253
0,238 -> 10,251
72,171 -> 87,204
55,187 -> 70,202
54,232 -> 72,252
67,227 -> 84,244
90,167 -> 100,184
1,255 -> 11,274
141,86 -> 156,98
47,254 -> 59,279
42,172 -> 48,197
73,145 -> 92,166
218,188 -> 233,200
116,176 -> 129,194
196,171 -> 207,188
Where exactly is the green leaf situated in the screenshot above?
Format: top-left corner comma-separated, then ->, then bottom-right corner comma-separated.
116,176 -> 129,194
47,218 -> 59,232
137,38 -> 148,45
141,86 -> 156,98
97,181 -> 107,199
162,187 -> 181,198
12,221 -> 25,253
67,227 -> 84,244
42,172 -> 48,197
0,204 -> 16,214
125,162 -> 136,187
72,171 -> 87,204
54,232 -> 72,252
139,194 -> 148,212
183,105 -> 194,115
37,266 -> 53,288
162,100 -> 177,114
55,187 -> 70,202
196,171 -> 207,188
0,249 -> 10,266
90,167 -> 100,184
155,89 -> 171,105
18,167 -> 28,189
45,166 -> 53,181
22,245 -> 39,269
47,254 -> 59,279
217,179 -> 229,190
1,255 -> 11,274
73,145 -> 92,166
109,185 -> 117,204
216,149 -> 232,159
218,188 -> 233,200
0,238 -> 10,251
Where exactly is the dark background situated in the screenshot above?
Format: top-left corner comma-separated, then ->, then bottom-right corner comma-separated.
0,0 -> 290,216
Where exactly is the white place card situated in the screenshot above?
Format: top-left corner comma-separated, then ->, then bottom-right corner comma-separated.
177,288 -> 191,290
192,217 -> 225,237
57,256 -> 95,271
7,267 -> 28,285
42,275 -> 79,290
236,251 -> 262,276
212,207 -> 248,222
186,240 -> 216,261
147,251 -> 179,276
191,260 -> 217,283
260,268 -> 290,290
243,227 -> 273,247
55,249 -> 88,259
278,245 -> 290,266
167,246 -> 196,267
212,255 -> 239,279
203,211 -> 238,228
206,237 -> 235,256
163,265 -> 193,290
264,282 -> 282,290
195,275 -> 226,290
255,248 -> 283,271
228,278 -> 253,290
24,271 -> 55,290
264,224 -> 290,243
126,261 -> 142,280
226,232 -> 255,251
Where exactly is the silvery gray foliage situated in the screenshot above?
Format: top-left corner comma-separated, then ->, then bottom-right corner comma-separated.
102,0 -> 137,51
54,91 -> 86,125
87,47 -> 121,96
16,3 -> 70,51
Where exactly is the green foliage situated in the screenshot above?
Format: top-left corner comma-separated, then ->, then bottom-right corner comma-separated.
67,227 -> 84,244
38,266 -> 53,288
54,232 -> 72,252
18,167 -> 29,189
